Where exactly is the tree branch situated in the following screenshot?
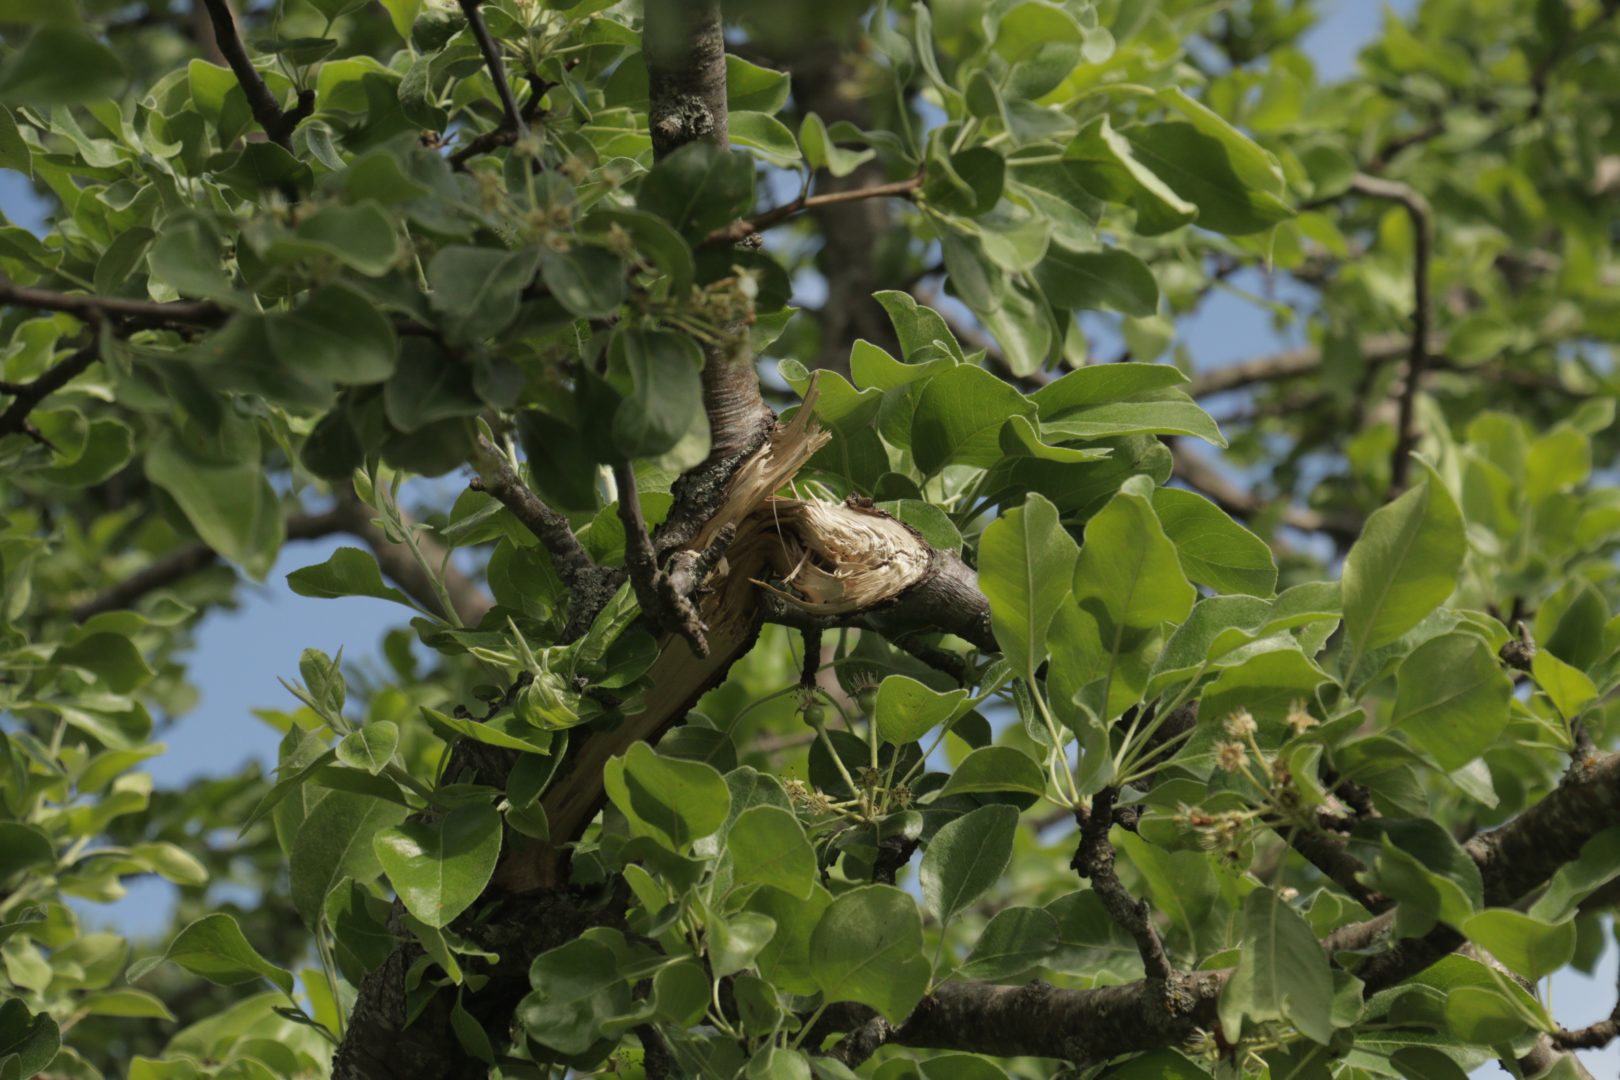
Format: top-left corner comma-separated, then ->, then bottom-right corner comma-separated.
1073,789 -> 1175,983
1341,174 -> 1432,494
0,343 -> 98,441
1170,445 -> 1361,544
197,0 -> 312,152
643,0 -> 728,159
826,972 -> 1226,1068
455,0 -> 527,139
1186,333 -> 1411,399
702,175 -> 924,248
68,501 -> 491,625
469,437 -> 600,595
0,278 -> 226,329
613,460 -> 711,656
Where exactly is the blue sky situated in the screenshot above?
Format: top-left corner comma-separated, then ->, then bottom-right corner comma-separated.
9,1 -> 1618,1072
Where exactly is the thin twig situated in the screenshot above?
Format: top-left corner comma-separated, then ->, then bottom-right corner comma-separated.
702,175 -> 923,248
68,501 -> 491,624
469,437 -> 598,593
1187,333 -> 1411,398
613,460 -> 710,657
1072,788 -> 1175,983
197,0 -> 312,152
0,344 -> 99,439
0,279 -> 226,329
456,0 -> 527,139
1344,174 -> 1432,495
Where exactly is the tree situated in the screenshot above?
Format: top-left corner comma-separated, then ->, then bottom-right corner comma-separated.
1,0 -> 1618,1077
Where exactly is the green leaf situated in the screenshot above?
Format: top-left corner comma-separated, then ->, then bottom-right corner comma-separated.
1362,820 -> 1482,938
726,55 -> 790,114
912,365 -> 1040,474
726,805 -> 817,900
1530,649 -> 1598,722
1031,363 -> 1188,415
580,207 -> 694,296
539,245 -> 627,319
1219,888 -> 1333,1045
1102,1050 -> 1212,1079
421,705 -> 554,757
921,804 -> 1019,926
874,675 -> 968,746
1390,633 -> 1512,771
428,246 -> 542,345
337,723 -> 399,775
0,1000 -> 58,1079
810,884 -> 931,1024
0,105 -> 29,179
800,112 -> 875,178
636,141 -> 755,241
749,883 -> 832,995
1444,985 -> 1541,1044
1530,828 -> 1620,923
146,426 -> 283,579
0,26 -> 122,105
1389,1048 -> 1469,1080
265,284 -> 398,385
959,905 -> 1059,980
978,492 -> 1079,678
1035,243 -> 1159,317
288,203 -> 401,276
1039,394 -> 1226,448
373,803 -> 501,929
213,142 -> 313,196
516,938 -> 631,1055
1064,116 -> 1197,236
128,913 -> 294,995
1064,476 -> 1197,719
0,823 -> 51,883
287,547 -> 417,610
602,742 -> 730,850
1151,488 -> 1277,596
992,1 -> 1084,98
730,110 -> 801,165
611,327 -> 706,459
1124,122 -> 1292,236
76,988 -> 176,1021
1460,909 -> 1576,982
935,746 -> 1047,799
148,214 -> 235,302
289,791 -> 408,930
1340,465 -> 1465,672
710,910 -> 777,978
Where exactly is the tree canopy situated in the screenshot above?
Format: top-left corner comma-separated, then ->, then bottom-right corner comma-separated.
1,0 -> 1619,1078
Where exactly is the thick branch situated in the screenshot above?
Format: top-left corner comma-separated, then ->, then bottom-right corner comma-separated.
702,176 -> 923,248
197,0 -> 312,151
1358,752 -> 1620,994
1344,174 -> 1432,494
643,0 -> 728,159
455,0 -> 527,138
828,972 -> 1225,1068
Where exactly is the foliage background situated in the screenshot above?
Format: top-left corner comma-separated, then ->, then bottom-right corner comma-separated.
2,0 -> 1619,1075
